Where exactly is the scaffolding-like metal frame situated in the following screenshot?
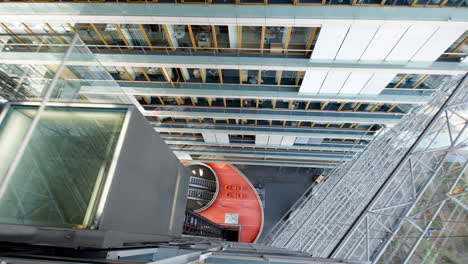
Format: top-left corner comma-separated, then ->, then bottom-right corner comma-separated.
333,74 -> 468,263
262,74 -> 467,263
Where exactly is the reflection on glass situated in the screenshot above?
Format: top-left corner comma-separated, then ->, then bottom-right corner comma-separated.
0,105 -> 126,228
264,26 -> 285,54
242,26 -> 262,52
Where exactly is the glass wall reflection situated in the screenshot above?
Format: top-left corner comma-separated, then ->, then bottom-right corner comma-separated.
0,105 -> 127,228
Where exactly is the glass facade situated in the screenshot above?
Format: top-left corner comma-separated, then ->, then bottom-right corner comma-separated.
0,105 -> 127,228
0,0 -> 467,6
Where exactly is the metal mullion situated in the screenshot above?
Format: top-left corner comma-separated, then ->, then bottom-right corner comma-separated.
284,27 -> 292,54
260,26 -> 266,54
370,104 -> 381,112
0,23 -> 26,45
277,71 -> 283,85
175,96 -> 184,106
114,24 -> 131,49
439,0 -> 448,6
386,104 -> 397,113
138,24 -> 154,50
239,69 -> 243,84
412,74 -> 430,89
187,25 -> 198,52
445,110 -> 454,146
90,23 -> 110,48
139,96 -> 150,105
121,66 -> 133,80
370,201 -> 415,213
295,72 -> 304,86
44,23 -> 66,44
448,35 -> 468,54
139,67 -> 151,82
238,26 -> 242,52
209,25 -> 218,53
64,24 -> 77,35
199,68 -> 206,83
161,67 -> 176,88
158,96 -> 165,105
352,102 -> 362,112
162,24 -> 175,51
21,23 -> 45,45
306,27 -> 318,55
365,216 -> 369,261
218,69 -> 224,83
337,102 -> 346,111
320,102 -> 328,111
394,74 -> 408,88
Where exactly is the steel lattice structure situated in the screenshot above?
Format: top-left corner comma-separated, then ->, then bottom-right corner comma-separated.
262,74 -> 468,263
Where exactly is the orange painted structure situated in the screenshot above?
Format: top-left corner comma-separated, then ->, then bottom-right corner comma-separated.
185,162 -> 263,243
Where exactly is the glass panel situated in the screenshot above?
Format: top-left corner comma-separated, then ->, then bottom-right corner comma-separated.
243,70 -> 260,85
289,27 -> 311,54
74,23 -> 105,46
281,71 -> 299,85
264,26 -> 286,54
206,68 -> 221,83
222,69 -> 240,84
94,24 -> 126,47
0,105 -> 126,228
145,67 -> 167,82
170,25 -> 192,50
187,68 -> 203,83
190,25 -> 213,51
262,70 -> 278,85
242,26 -> 262,53
214,26 -> 232,52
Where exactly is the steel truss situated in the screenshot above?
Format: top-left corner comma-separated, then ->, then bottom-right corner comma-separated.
332,74 -> 468,263
261,74 -> 467,262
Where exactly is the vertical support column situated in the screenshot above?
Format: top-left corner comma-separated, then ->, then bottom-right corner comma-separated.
228,26 -> 239,49
180,68 -> 190,81
165,24 -> 180,49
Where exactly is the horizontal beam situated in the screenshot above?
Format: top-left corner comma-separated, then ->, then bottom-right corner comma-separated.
0,4 -> 467,26
164,139 -> 366,152
172,147 -> 352,161
111,85 -> 431,105
0,52 -> 466,75
145,106 -> 404,124
93,54 -> 467,75
182,158 -> 338,168
154,123 -> 375,140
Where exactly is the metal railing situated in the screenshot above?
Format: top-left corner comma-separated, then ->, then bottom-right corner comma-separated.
183,210 -> 230,239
